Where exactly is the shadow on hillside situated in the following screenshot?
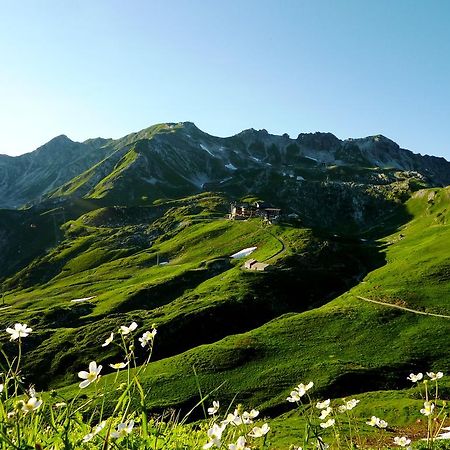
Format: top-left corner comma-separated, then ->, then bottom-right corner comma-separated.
134,235 -> 389,366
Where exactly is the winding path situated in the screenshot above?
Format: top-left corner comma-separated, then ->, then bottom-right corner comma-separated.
262,229 -> 286,263
356,295 -> 450,319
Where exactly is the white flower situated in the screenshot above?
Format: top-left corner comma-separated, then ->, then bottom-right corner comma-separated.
221,410 -> 242,426
427,371 -> 443,381
319,407 -> 333,420
139,329 -> 156,347
366,416 -> 378,427
393,436 -> 411,447
111,420 -> 134,438
0,384 -> 3,393
316,399 -> 330,409
54,402 -> 67,408
320,418 -> 335,429
366,416 -> 388,428
102,332 -> 114,347
6,323 -> 32,340
297,382 -> 313,395
78,361 -> 102,388
207,400 -> 220,415
287,381 -> 313,402
242,409 -> 259,423
83,421 -> 106,442
407,372 -> 423,382
420,401 -> 435,416
344,399 -> 360,410
228,436 -> 250,450
203,423 -> 225,449
287,390 -> 301,402
21,397 -> 42,413
248,423 -> 270,437
109,362 -> 128,370
119,322 -> 138,335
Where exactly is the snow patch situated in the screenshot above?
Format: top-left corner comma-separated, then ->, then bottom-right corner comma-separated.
296,175 -> 305,181
71,296 -> 96,303
250,156 -> 261,162
305,155 -> 318,162
225,163 -> 237,170
200,144 -> 215,157
231,247 -> 257,259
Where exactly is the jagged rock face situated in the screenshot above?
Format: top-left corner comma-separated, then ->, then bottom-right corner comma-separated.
0,122 -> 449,209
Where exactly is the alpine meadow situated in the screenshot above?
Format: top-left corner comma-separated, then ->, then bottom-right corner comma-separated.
0,122 -> 449,448
1,1 -> 450,448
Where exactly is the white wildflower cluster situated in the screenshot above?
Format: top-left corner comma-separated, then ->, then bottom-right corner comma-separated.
286,381 -> 314,402
139,327 -> 157,347
407,371 -> 445,423
407,371 -> 444,383
98,321 -> 158,373
314,397 -> 360,429
82,419 -> 134,442
203,403 -> 269,449
366,416 -> 388,428
2,318 -> 448,449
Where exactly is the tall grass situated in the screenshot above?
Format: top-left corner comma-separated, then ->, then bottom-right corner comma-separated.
0,321 -> 448,449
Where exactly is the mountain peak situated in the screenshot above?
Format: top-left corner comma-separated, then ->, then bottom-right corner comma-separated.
346,134 -> 400,150
47,134 -> 74,145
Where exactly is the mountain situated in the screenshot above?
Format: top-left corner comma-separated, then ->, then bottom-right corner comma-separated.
1,122 -> 449,211
0,122 -> 449,432
0,135 -> 113,209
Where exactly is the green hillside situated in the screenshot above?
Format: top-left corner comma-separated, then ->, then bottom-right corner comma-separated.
42,189 -> 450,422
0,185 -> 449,450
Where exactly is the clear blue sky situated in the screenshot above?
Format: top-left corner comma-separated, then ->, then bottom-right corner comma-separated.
1,0 -> 449,159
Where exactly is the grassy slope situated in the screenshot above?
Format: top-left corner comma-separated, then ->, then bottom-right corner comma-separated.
1,191 -> 373,391
53,188 -> 450,426
1,187 -> 448,448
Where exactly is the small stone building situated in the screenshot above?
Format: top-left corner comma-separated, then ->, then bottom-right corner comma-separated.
244,259 -> 270,271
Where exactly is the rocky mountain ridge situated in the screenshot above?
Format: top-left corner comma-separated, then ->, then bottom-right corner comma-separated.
1,122 -> 449,210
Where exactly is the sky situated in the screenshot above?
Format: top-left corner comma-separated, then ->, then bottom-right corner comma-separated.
1,0 -> 450,159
